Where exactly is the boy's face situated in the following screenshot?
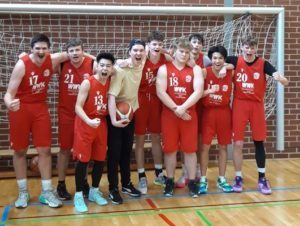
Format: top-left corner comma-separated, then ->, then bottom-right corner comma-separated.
174,47 -> 190,64
96,58 -> 114,78
31,42 -> 49,59
129,44 -> 145,66
241,44 -> 257,62
211,52 -> 225,71
67,45 -> 84,64
190,37 -> 203,54
148,40 -> 164,56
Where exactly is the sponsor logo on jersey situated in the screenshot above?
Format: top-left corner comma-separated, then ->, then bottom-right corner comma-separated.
43,69 -> 50,77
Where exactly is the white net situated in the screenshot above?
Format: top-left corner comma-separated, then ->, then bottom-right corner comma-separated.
0,13 -> 277,146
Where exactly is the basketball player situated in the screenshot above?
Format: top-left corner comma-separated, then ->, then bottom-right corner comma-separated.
156,39 -> 204,197
198,45 -> 233,194
73,52 -> 115,213
134,31 -> 173,194
4,33 -> 68,208
176,33 -> 211,188
226,36 -> 289,194
56,38 -> 94,200
107,38 -> 146,204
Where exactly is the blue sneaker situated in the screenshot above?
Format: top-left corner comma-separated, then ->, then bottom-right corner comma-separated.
88,187 -> 108,206
74,192 -> 88,213
198,179 -> 208,194
217,178 -> 233,193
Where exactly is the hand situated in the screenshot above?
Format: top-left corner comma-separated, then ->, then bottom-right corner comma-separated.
116,59 -> 133,68
174,105 -> 187,118
186,58 -> 196,67
209,84 -> 219,94
181,112 -> 192,121
7,99 -> 20,112
112,118 -> 130,128
87,118 -> 101,128
18,52 -> 28,59
218,66 -> 227,78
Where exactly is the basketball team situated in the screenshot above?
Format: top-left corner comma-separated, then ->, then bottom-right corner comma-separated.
4,31 -> 289,213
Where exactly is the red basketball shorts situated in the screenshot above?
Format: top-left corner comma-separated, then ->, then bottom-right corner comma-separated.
58,110 -> 75,150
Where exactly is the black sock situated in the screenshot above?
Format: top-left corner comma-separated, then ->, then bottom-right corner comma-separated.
58,180 -> 65,185
155,168 -> 163,177
75,161 -> 88,192
138,172 -> 146,179
258,172 -> 265,179
91,161 -> 104,188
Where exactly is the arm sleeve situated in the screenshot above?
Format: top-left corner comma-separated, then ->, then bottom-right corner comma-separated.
264,61 -> 277,76
226,56 -> 238,68
108,67 -> 123,97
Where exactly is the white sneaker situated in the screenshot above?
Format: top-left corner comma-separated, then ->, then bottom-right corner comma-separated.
88,188 -> 108,206
39,189 -> 63,208
138,177 -> 148,195
74,192 -> 88,213
15,191 -> 30,208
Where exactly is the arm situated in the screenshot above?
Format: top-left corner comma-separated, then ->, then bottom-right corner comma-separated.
4,60 -> 25,112
175,65 -> 203,116
75,79 -> 101,128
156,65 -> 178,111
108,94 -> 129,127
200,68 -> 217,97
264,61 -> 289,86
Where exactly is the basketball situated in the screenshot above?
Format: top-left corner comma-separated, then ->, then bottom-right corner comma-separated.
116,101 -> 133,122
29,155 -> 40,174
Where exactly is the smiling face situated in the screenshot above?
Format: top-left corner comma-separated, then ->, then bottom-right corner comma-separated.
31,42 -> 49,60
96,58 -> 114,78
190,37 -> 203,55
148,40 -> 164,57
211,52 -> 225,72
241,44 -> 257,63
129,44 -> 145,66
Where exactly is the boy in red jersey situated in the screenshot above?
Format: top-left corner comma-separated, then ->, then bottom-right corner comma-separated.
73,52 -> 115,213
176,33 -> 211,188
134,31 -> 173,194
56,38 -> 94,200
226,36 -> 289,194
4,33 -> 69,208
198,45 -> 233,194
156,39 -> 204,197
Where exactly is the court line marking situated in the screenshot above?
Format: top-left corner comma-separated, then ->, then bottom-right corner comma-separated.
1,186 -> 300,225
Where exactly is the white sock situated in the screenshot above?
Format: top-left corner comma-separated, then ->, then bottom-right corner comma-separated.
235,171 -> 242,177
258,168 -> 265,173
17,179 -> 27,192
218,176 -> 226,182
41,179 -> 52,191
138,168 -> 145,174
200,176 -> 207,182
154,164 -> 162,170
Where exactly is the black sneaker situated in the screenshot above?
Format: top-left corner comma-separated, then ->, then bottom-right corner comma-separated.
83,181 -> 90,198
57,183 -> 72,200
188,180 -> 199,198
164,178 -> 174,197
121,182 -> 141,197
109,188 -> 123,205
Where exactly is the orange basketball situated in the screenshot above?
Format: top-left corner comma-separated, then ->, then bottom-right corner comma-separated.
116,102 -> 133,122
29,155 -> 40,174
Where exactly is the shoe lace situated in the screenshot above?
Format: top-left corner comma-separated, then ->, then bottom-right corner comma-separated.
140,178 -> 147,187
18,191 -> 28,200
75,195 -> 85,206
45,190 -> 59,203
260,178 -> 270,189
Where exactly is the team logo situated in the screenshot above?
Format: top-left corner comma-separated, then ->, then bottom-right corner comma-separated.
222,85 -> 228,92
43,69 -> 50,77
83,73 -> 90,79
254,72 -> 260,80
185,75 -> 192,83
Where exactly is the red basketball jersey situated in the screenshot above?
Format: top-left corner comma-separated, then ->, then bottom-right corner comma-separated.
195,52 -> 204,68
202,67 -> 233,107
58,57 -> 93,114
165,62 -> 195,110
234,56 -> 266,102
16,54 -> 53,103
139,54 -> 167,94
83,76 -> 110,117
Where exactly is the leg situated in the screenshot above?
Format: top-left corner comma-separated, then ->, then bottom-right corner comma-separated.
164,152 -> 177,196
56,149 -> 72,200
151,133 -> 166,186
135,134 -> 148,194
232,140 -> 244,192
184,152 -> 198,198
200,144 -> 210,178
217,145 -> 233,193
74,161 -> 88,213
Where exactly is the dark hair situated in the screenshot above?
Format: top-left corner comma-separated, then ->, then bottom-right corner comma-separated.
188,33 -> 204,45
208,45 -> 228,60
65,38 -> 83,51
30,33 -> 50,48
147,31 -> 164,43
128,38 -> 146,51
96,52 -> 115,65
241,36 -> 257,46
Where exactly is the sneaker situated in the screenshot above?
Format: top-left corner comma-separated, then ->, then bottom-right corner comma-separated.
188,180 -> 198,198
164,178 -> 174,197
83,181 -> 90,198
217,178 -> 233,193
39,189 -> 63,208
232,176 -> 243,193
74,192 -> 88,213
88,187 -> 108,206
175,175 -> 188,188
154,172 -> 166,186
15,191 -> 30,208
57,183 -> 72,200
198,179 -> 208,194
138,177 -> 148,195
122,182 -> 141,197
258,177 -> 272,195
109,188 -> 123,205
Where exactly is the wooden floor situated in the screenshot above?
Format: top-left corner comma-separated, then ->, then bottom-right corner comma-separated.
1,159 -> 300,226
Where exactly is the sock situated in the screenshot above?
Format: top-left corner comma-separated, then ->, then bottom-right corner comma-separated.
200,176 -> 207,182
218,176 -> 226,183
41,179 -> 52,191
258,168 -> 265,179
17,179 -> 27,192
138,168 -> 146,179
58,180 -> 65,185
154,164 -> 163,177
235,171 -> 242,178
